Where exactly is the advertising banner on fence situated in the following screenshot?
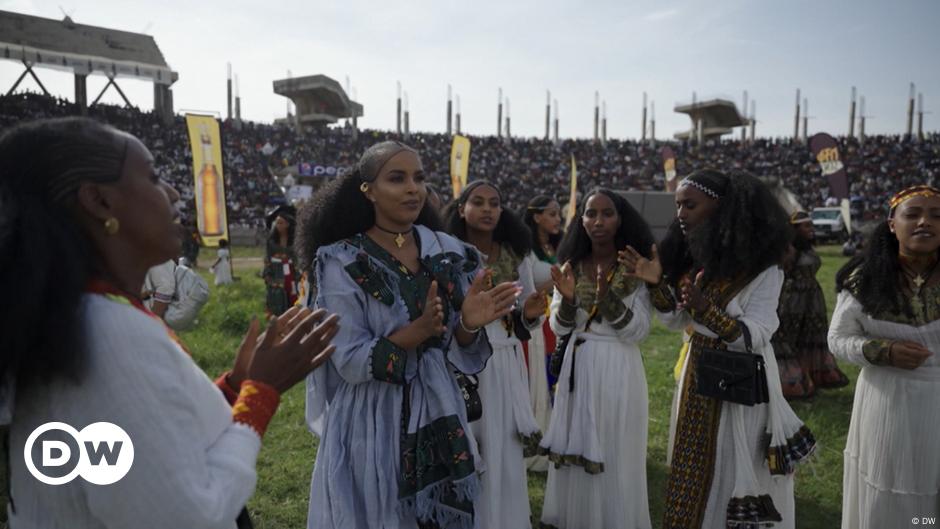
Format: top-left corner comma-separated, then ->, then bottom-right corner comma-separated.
809,132 -> 851,233
185,114 -> 228,246
450,135 -> 471,198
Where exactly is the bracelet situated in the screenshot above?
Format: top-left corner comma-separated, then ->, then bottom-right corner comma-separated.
459,313 -> 482,334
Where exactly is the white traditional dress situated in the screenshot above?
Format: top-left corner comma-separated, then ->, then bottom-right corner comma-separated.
213,247 -> 233,285
539,266 -> 653,529
651,266 -> 813,529
8,293 -> 262,528
471,246 -> 542,529
828,270 -> 940,529
526,254 -> 555,472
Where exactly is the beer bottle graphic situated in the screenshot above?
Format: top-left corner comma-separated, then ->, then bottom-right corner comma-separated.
197,124 -> 224,235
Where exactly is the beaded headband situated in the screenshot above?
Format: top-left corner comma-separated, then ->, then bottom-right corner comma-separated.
889,185 -> 940,211
789,211 -> 812,224
678,179 -> 720,200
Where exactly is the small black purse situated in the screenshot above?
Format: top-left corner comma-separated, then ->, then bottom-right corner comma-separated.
455,373 -> 482,422
695,323 -> 769,406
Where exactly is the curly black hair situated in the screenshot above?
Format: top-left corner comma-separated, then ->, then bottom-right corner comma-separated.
522,194 -> 563,261
294,143 -> 442,272
659,170 -> 791,287
442,180 -> 532,257
556,187 -> 655,266
0,117 -> 131,388
834,221 -> 921,317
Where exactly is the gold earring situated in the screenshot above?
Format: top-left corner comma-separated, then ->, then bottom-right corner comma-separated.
360,182 -> 369,192
104,217 -> 120,235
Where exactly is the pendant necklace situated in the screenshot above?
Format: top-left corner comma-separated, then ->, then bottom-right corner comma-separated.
374,223 -> 410,248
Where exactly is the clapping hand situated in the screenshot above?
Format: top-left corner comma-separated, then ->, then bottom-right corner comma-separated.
550,261 -> 576,303
460,270 -> 523,329
677,270 -> 709,313
416,280 -> 447,341
619,244 -> 662,285
523,287 -> 551,320
230,306 -> 340,394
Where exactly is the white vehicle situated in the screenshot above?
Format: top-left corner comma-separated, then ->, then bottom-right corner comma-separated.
812,207 -> 848,243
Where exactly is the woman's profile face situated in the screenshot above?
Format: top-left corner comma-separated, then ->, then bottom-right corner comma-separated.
367,150 -> 427,227
675,184 -> 719,233
890,195 -> 940,255
534,201 -> 562,236
461,184 -> 501,234
105,134 -> 181,267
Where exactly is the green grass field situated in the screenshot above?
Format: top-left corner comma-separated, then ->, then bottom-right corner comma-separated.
181,245 -> 854,529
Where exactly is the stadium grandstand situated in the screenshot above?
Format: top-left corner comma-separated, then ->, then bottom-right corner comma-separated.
1,91 -> 937,240
0,9 -> 177,121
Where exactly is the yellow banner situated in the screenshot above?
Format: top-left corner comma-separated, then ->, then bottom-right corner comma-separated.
185,114 -> 228,247
450,135 -> 471,198
566,154 -> 578,227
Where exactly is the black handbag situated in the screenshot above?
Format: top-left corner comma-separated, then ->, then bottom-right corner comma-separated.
695,323 -> 769,406
455,373 -> 482,422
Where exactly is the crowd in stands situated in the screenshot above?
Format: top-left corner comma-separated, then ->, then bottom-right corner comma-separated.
2,91 -> 937,226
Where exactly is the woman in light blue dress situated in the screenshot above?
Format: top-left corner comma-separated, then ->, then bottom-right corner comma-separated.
297,141 -> 521,529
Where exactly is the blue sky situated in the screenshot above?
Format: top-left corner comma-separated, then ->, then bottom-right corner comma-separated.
1,0 -> 937,139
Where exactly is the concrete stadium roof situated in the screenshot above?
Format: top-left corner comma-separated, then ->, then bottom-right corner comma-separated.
674,98 -> 748,140
273,74 -> 364,126
0,10 -> 177,84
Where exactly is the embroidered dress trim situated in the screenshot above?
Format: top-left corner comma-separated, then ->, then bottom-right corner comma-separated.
862,339 -> 893,365
766,425 -> 817,475
693,303 -> 743,342
231,380 -> 280,438
663,332 -> 724,528
519,431 -> 544,459
541,450 -> 605,475
725,494 -> 782,528
649,280 -> 678,312
371,337 -> 408,384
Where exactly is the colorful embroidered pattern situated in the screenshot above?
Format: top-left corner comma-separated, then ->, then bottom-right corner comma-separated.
726,494 -> 782,527
232,380 -> 280,438
371,338 -> 408,384
344,250 -> 396,306
649,281 -> 679,312
862,339 -> 893,366
542,450 -> 605,475
398,414 -> 475,504
663,332 -> 724,529
766,425 -> 816,475
693,303 -> 743,342
845,266 -> 940,326
519,431 -> 544,459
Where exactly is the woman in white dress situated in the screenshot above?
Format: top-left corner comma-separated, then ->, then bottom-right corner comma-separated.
539,188 -> 655,529
0,117 -> 338,528
522,195 -> 564,472
444,180 -> 547,529
636,170 -> 813,529
829,185 -> 940,529
211,238 -> 234,285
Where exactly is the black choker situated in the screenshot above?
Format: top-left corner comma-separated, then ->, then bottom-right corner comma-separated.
374,224 -> 412,248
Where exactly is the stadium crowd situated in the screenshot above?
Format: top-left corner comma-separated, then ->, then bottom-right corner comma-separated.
2,92 -> 937,224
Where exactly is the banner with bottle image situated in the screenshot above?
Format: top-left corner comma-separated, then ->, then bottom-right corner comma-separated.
450,135 -> 471,198
185,114 -> 229,247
